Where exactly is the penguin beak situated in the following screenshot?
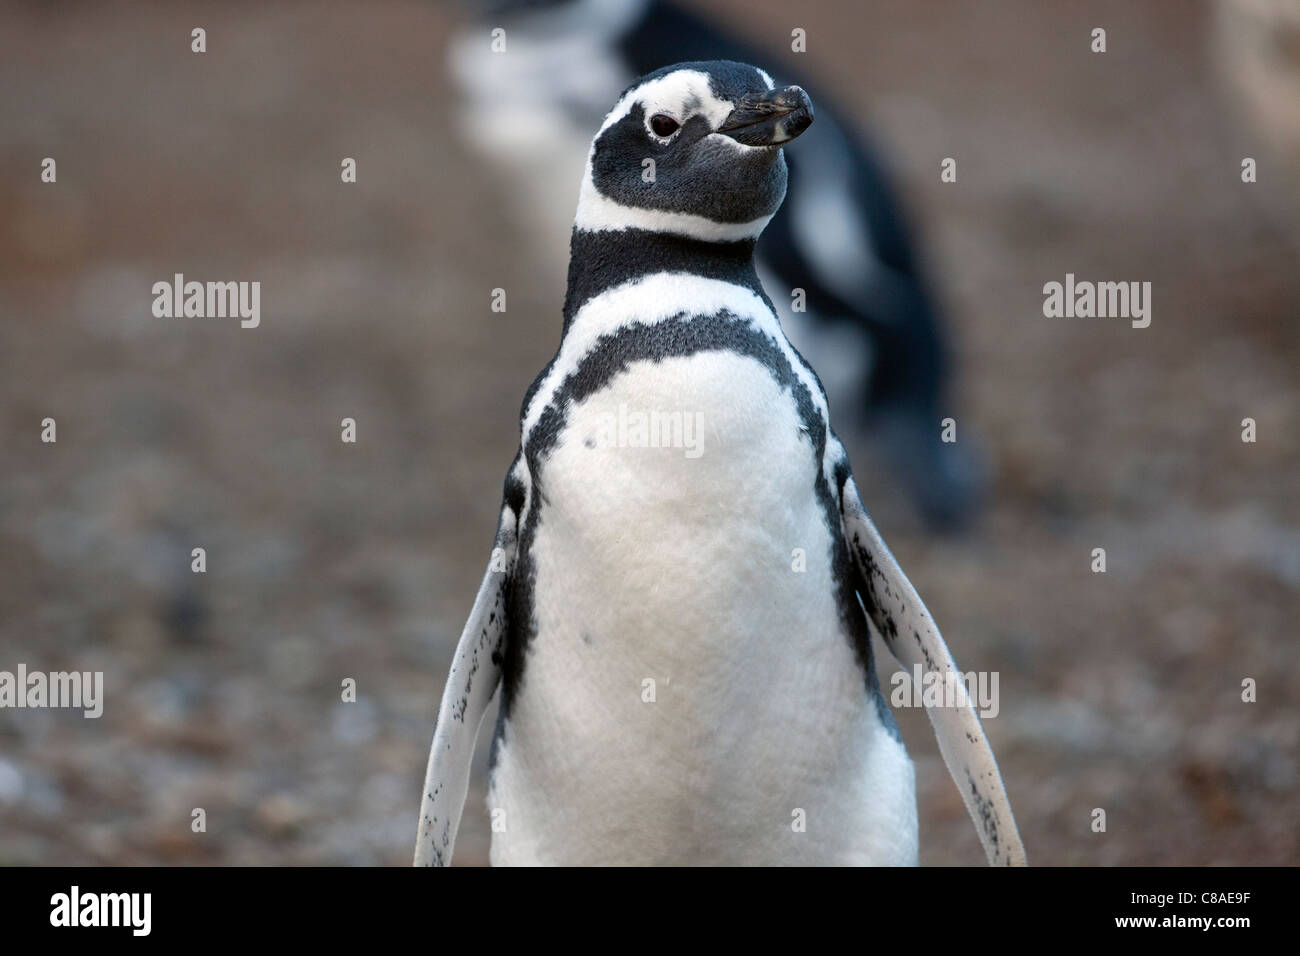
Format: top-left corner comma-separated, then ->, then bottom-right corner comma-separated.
717,86 -> 814,147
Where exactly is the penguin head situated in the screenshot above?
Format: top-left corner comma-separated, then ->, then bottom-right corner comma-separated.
574,61 -> 814,242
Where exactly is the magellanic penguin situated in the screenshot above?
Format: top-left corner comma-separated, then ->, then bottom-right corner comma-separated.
415,61 -> 1025,866
449,0 -> 982,528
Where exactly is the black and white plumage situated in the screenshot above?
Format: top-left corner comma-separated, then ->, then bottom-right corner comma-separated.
450,0 -> 982,528
414,61 -> 1024,866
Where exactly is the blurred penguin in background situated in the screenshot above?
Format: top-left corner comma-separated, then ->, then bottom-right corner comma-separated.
449,0 -> 983,529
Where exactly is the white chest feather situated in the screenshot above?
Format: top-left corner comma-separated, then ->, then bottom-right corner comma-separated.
489,280 -> 916,865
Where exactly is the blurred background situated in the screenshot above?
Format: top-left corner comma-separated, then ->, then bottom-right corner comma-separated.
1,0 -> 1297,865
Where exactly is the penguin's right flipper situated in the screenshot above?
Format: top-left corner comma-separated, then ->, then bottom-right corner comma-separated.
412,499 -> 517,867
839,473 -> 1027,866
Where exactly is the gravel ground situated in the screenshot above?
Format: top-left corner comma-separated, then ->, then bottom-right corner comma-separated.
0,0 -> 1296,865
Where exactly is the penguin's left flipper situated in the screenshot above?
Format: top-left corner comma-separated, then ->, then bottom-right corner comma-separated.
412,501 -> 517,867
839,474 -> 1028,866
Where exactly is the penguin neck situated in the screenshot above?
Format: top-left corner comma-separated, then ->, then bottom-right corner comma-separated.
561,227 -> 762,333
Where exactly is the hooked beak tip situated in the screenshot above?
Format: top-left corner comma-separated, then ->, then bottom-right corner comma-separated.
718,85 -> 814,147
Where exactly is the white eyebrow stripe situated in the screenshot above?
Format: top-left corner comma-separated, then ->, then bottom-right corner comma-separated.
596,69 -> 734,135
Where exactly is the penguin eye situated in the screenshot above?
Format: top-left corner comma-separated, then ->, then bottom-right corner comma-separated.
649,114 -> 680,138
